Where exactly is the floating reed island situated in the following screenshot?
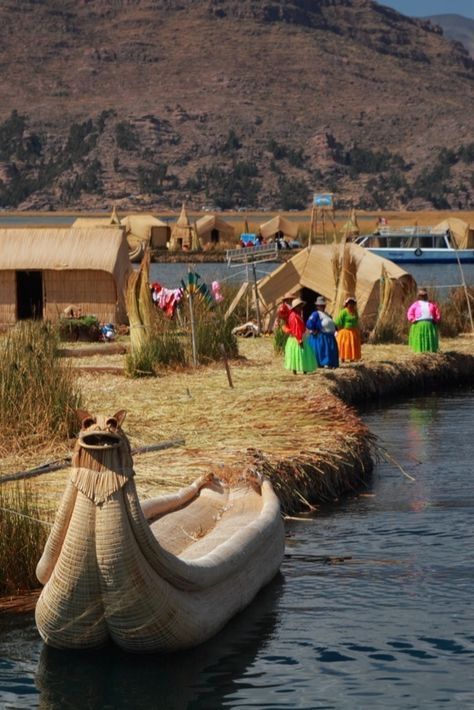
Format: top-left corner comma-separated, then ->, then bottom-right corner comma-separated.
0,333 -> 473,608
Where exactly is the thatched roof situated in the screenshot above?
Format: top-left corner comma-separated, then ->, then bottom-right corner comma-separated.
120,214 -> 169,241
195,214 -> 234,237
257,243 -> 416,325
0,227 -> 132,284
259,215 -> 298,241
433,217 -> 474,249
72,206 -> 122,229
169,204 -> 196,250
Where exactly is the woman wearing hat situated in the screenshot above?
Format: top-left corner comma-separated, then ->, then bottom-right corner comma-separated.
283,298 -> 317,374
306,296 -> 339,368
335,296 -> 361,363
406,288 -> 441,353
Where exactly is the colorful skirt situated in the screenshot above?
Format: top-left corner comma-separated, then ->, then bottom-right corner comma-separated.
408,320 -> 439,353
336,328 -> 361,362
307,332 -> 339,368
284,335 -> 317,373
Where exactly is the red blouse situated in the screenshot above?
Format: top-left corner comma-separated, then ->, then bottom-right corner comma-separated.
283,310 -> 306,344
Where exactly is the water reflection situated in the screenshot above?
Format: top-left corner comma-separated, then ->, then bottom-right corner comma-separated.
34,575 -> 284,710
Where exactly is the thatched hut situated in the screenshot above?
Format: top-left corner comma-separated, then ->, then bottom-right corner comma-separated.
433,218 -> 474,249
168,204 -> 198,251
0,227 -> 132,326
259,215 -> 298,243
120,214 -> 171,250
195,214 -> 235,250
253,243 -> 416,331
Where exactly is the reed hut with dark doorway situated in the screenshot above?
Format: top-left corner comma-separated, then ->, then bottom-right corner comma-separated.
0,227 -> 132,327
259,215 -> 299,245
229,243 -> 416,333
168,204 -> 198,251
120,214 -> 171,250
195,214 -> 235,250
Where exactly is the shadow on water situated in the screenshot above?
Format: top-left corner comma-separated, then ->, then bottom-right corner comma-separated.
34,574 -> 284,710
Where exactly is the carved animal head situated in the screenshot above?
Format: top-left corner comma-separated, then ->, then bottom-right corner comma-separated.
76,409 -> 127,451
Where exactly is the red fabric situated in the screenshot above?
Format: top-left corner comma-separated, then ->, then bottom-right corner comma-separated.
276,302 -> 291,323
283,310 -> 306,344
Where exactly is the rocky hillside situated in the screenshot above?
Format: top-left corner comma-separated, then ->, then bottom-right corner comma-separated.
0,0 -> 473,211
425,14 -> 474,58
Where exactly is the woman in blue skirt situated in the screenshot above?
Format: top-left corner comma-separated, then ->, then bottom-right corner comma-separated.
306,296 -> 339,368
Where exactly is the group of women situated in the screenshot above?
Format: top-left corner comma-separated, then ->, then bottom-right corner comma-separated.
278,287 -> 441,375
278,294 -> 362,375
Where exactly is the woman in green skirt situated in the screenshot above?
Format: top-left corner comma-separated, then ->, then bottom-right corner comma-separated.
283,298 -> 317,374
406,288 -> 441,353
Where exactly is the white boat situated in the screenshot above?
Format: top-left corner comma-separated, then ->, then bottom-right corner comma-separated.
354,225 -> 474,264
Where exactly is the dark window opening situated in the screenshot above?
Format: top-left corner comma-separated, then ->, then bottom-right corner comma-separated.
16,271 -> 43,320
211,228 -> 220,244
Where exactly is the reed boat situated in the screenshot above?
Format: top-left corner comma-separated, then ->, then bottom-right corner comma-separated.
35,410 -> 285,653
127,236 -> 146,263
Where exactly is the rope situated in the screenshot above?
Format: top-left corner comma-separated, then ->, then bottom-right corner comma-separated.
0,506 -> 53,527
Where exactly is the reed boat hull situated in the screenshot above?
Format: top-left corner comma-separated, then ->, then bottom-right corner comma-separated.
35,470 -> 285,653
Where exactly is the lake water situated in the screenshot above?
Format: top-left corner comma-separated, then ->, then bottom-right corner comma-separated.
1,389 -> 473,709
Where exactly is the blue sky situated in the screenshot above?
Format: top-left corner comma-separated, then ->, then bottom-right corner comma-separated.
381,0 -> 474,19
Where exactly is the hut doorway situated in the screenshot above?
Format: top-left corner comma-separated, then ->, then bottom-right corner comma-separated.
211,228 -> 220,245
16,270 -> 43,320
301,286 -> 321,322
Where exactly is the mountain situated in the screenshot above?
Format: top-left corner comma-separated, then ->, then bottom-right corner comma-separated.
0,0 -> 473,211
423,14 -> 474,58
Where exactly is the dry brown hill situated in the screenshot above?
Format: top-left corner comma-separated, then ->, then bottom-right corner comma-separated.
0,0 -> 473,211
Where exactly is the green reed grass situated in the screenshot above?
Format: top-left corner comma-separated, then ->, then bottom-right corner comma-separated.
125,286 -> 240,375
0,483 -> 51,594
0,320 -> 82,454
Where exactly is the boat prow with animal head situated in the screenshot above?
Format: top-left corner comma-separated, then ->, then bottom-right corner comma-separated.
35,410 -> 285,653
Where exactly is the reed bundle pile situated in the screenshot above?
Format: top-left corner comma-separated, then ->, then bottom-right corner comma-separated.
125,249 -> 153,355
332,243 -> 359,314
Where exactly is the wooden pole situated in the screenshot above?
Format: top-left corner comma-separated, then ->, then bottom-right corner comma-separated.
0,438 -> 186,484
251,262 -> 262,335
453,242 -> 474,334
188,265 -> 198,367
220,344 -> 234,388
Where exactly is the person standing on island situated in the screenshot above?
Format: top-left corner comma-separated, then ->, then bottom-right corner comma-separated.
406,288 -> 441,353
335,296 -> 361,363
306,296 -> 339,368
283,298 -> 317,375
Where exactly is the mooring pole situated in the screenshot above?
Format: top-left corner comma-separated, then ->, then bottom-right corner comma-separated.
251,261 -> 262,335
188,265 -> 198,366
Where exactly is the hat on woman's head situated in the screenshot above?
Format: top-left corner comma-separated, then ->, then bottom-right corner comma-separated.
315,296 -> 326,306
417,288 -> 428,297
281,290 -> 298,302
290,297 -> 305,310
344,296 -> 357,306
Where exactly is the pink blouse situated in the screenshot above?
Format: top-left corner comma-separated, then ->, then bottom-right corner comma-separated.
406,300 -> 441,324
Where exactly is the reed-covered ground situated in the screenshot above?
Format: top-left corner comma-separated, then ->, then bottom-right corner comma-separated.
0,327 -> 473,598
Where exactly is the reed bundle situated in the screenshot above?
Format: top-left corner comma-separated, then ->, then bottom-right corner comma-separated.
125,249 -> 153,355
0,321 -> 81,456
332,243 -> 359,315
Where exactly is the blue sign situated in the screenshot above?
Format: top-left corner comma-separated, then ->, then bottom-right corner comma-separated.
313,193 -> 334,208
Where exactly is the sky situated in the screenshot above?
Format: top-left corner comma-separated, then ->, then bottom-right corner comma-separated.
380,0 -> 474,19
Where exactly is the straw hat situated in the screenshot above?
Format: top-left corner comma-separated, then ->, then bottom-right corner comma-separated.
417,288 -> 428,297
290,297 -> 305,310
315,296 -> 326,306
281,290 -> 298,301
344,296 -> 357,306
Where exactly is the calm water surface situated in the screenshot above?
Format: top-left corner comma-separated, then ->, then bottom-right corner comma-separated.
1,391 -> 473,709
